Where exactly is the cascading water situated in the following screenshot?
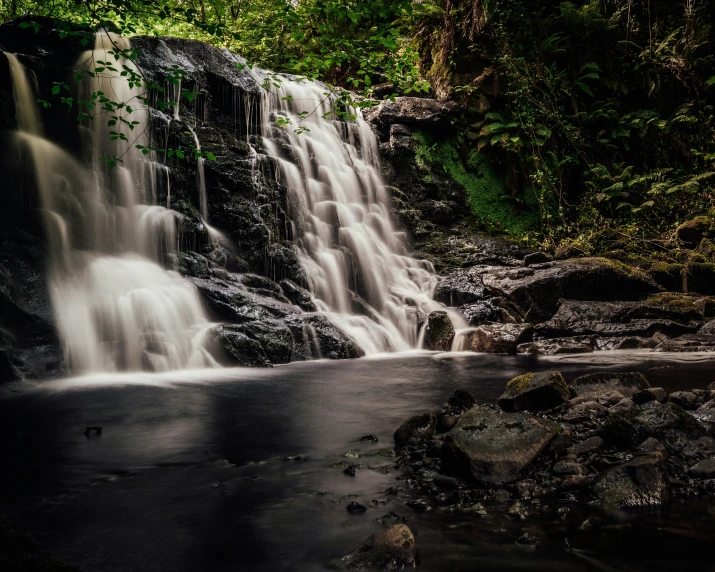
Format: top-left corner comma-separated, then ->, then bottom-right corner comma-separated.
5,34 -> 216,373
251,72 -> 465,353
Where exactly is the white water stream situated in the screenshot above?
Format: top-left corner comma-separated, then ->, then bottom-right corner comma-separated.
5,34 -> 216,374
251,71 -> 465,353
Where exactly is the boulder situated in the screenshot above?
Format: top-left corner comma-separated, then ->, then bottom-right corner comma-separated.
562,401 -> 607,423
458,299 -> 521,327
676,216 -> 715,247
603,401 -> 710,453
442,406 -> 558,484
482,258 -> 661,323
569,371 -> 650,399
365,97 -> 456,128
524,252 -> 553,266
668,390 -> 712,410
498,371 -> 569,412
340,524 -> 417,570
460,323 -> 533,354
593,454 -> 668,507
536,296 -> 700,340
394,413 -> 437,449
432,271 -> 486,306
208,324 -> 270,367
422,311 -> 455,351
632,387 -> 668,404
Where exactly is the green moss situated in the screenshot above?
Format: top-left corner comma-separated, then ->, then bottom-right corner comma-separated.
506,372 -> 534,395
645,292 -> 700,315
413,132 -> 539,235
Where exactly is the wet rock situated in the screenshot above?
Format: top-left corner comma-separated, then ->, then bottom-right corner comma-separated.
498,371 -> 569,413
278,279 -> 317,311
365,96 -> 456,128
346,502 -> 367,514
457,299 -> 521,327
569,371 -> 650,399
669,391 -> 704,410
593,454 -> 668,507
461,323 -> 534,354
562,401 -> 606,423
359,435 -> 379,443
688,458 -> 715,478
442,406 -> 558,484
536,298 -> 698,341
482,258 -> 661,323
524,252 -> 553,266
603,401 -> 710,453
343,465 -> 359,477
553,461 -> 584,476
567,436 -> 604,456
340,524 -> 416,570
394,413 -> 436,450
423,311 -> 455,352
432,272 -> 486,306
517,337 -> 593,355
405,499 -> 431,512
560,475 -> 593,490
633,387 -> 668,404
208,324 -> 270,367
652,333 -> 715,352
446,389 -> 477,414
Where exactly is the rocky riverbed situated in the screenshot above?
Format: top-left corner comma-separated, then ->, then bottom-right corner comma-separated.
357,368 -> 715,569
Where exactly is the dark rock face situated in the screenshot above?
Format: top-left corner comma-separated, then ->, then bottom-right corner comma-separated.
461,323 -> 533,354
482,258 -> 661,323
442,406 -> 558,484
365,97 -> 456,128
340,524 -> 417,570
423,311 -> 455,351
433,272 -> 486,306
536,297 -> 700,340
517,337 -> 594,355
498,371 -> 569,413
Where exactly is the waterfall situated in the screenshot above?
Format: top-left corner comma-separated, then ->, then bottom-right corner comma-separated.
4,35 -> 216,373
251,72 -> 465,353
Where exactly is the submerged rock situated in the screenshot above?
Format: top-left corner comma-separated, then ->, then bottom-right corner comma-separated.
442,406 -> 558,484
517,337 -> 594,355
340,524 -> 417,570
498,371 -> 569,413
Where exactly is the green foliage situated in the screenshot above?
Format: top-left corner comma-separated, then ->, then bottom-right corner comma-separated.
414,132 -> 539,234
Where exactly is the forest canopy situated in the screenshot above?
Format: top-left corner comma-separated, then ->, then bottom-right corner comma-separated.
2,0 -> 715,254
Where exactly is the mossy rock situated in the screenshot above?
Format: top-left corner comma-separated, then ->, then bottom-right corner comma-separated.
648,262 -> 684,292
697,238 -> 715,261
684,262 -> 715,295
644,292 -> 703,321
498,370 -> 569,412
676,216 -> 715,247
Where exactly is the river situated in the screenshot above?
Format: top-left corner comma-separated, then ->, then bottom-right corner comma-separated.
1,351 -> 714,571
